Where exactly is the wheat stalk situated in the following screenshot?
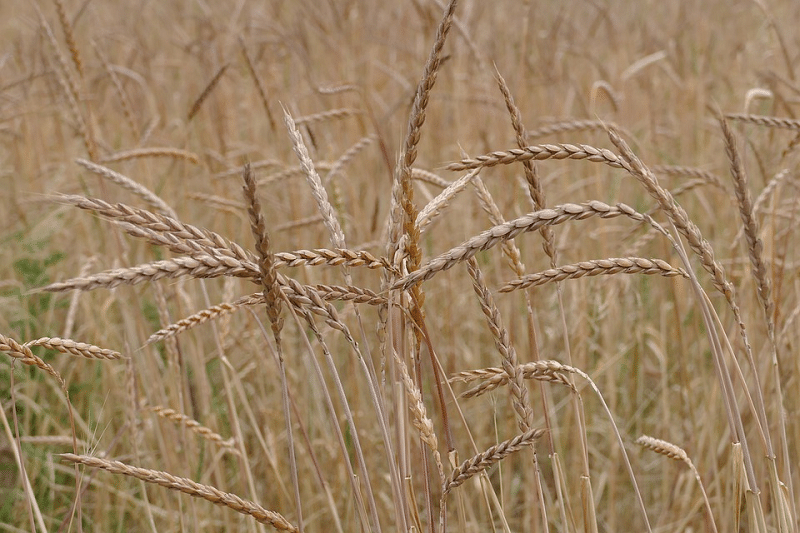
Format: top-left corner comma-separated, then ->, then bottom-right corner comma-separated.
416,168 -> 481,234
92,39 -> 138,137
393,352 -> 444,482
53,0 -> 83,78
719,116 -> 775,340
651,165 -> 729,191
324,134 -> 376,184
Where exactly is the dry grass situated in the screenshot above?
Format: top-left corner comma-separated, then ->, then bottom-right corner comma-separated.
2,1 -> 800,532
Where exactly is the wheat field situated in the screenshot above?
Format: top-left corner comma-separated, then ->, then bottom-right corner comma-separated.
1,1 -> 799,531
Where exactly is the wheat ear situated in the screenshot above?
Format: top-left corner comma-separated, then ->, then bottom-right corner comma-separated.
442,428 -> 546,496
1,334 -> 64,386
23,337 -> 123,360
392,201 -> 649,291
100,147 -> 199,165
467,258 -> 533,430
60,454 -> 296,531
74,159 -> 177,217
283,107 -> 346,249
239,36 -> 277,131
725,113 -> 800,130
147,406 -> 238,453
52,194 -> 254,265
499,257 -> 688,293
446,143 -> 631,172
452,361 -> 577,398
524,119 -> 633,141
187,63 -> 229,121
636,436 -> 718,533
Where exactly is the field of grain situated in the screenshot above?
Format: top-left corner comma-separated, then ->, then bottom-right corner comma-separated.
1,1 -> 799,531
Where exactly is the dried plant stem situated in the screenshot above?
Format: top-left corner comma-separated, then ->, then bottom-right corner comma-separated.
61,454 -> 297,531
720,116 -> 775,342
259,163 -> 335,186
495,66 -> 565,531
38,7 -> 97,160
651,165 -> 729,191
324,134 -> 376,184
389,8 -> 460,529
146,282 -> 386,345
412,168 -> 452,188
395,0 -> 458,272
281,299 -> 375,533
214,160 -> 283,179
53,0 -> 83,78
2,333 -> 82,526
0,394 -> 47,533
92,39 -> 137,137
459,357 -> 652,531
416,168 -> 481,234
